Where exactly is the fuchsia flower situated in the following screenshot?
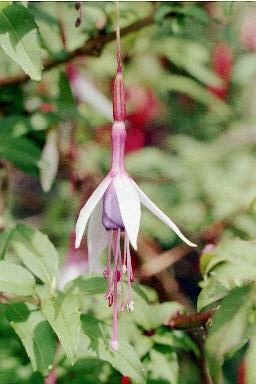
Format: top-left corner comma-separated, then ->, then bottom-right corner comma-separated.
75,13 -> 196,351
208,42 -> 232,101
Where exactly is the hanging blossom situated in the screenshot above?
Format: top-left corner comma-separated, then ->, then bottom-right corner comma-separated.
75,10 -> 196,352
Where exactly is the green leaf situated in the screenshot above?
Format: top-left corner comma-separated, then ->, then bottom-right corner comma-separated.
33,321 -> 57,374
67,276 -> 107,295
99,340 -> 146,384
57,72 -> 77,119
150,302 -> 183,329
0,2 -> 11,12
198,239 -> 256,310
0,228 -> 15,260
163,75 -> 230,118
147,349 -> 178,384
5,302 -> 30,322
198,279 -> 229,312
0,115 -> 31,138
131,288 -> 183,330
152,329 -> 200,358
80,314 -> 107,352
53,277 -> 107,319
0,3 -> 42,80
10,310 -> 45,371
245,327 -> 256,384
80,313 -> 146,383
0,136 -> 40,175
12,224 -> 58,290
0,260 -> 35,295
205,286 -> 254,384
37,286 -> 81,364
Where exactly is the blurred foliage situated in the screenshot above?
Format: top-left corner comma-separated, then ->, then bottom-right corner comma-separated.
1,1 -> 256,383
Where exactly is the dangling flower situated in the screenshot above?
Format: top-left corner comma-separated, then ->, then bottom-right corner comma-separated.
75,2 -> 196,351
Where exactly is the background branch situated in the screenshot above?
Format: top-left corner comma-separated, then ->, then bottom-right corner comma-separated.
169,310 -> 214,330
0,14 -> 154,88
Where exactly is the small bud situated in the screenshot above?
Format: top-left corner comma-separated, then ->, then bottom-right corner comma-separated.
75,2 -> 81,10
122,377 -> 132,384
122,264 -> 127,274
75,17 -> 81,28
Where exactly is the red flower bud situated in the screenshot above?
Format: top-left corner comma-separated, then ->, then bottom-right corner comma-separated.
208,42 -> 232,101
237,360 -> 246,384
121,377 -> 132,384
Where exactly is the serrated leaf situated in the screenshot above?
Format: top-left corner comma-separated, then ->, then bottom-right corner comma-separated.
80,313 -> 107,352
5,302 -> 30,322
198,239 -> 256,310
67,276 -> 107,295
132,283 -> 158,303
37,286 -> 81,364
80,313 -> 146,383
197,279 -> 229,311
147,349 -> 178,384
12,224 -> 58,290
33,321 -> 57,374
205,286 -> 254,384
99,340 -> 146,384
11,310 -> 45,371
0,260 -> 35,295
0,3 -> 42,80
131,288 -> 183,330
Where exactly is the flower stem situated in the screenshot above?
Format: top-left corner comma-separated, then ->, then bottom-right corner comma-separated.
113,1 -> 126,122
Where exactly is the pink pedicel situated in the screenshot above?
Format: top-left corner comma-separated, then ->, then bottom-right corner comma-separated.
113,70 -> 126,122
45,370 -> 57,384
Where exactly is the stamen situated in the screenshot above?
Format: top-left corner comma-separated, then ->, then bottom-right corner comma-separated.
111,229 -> 121,351
127,300 -> 134,312
104,229 -> 135,350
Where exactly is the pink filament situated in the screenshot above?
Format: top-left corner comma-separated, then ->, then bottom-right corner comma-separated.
103,229 -> 134,351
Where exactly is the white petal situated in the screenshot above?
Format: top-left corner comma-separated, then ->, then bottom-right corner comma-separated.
133,182 -> 197,247
75,176 -> 111,248
114,175 -> 141,250
87,200 -> 109,274
39,129 -> 59,192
